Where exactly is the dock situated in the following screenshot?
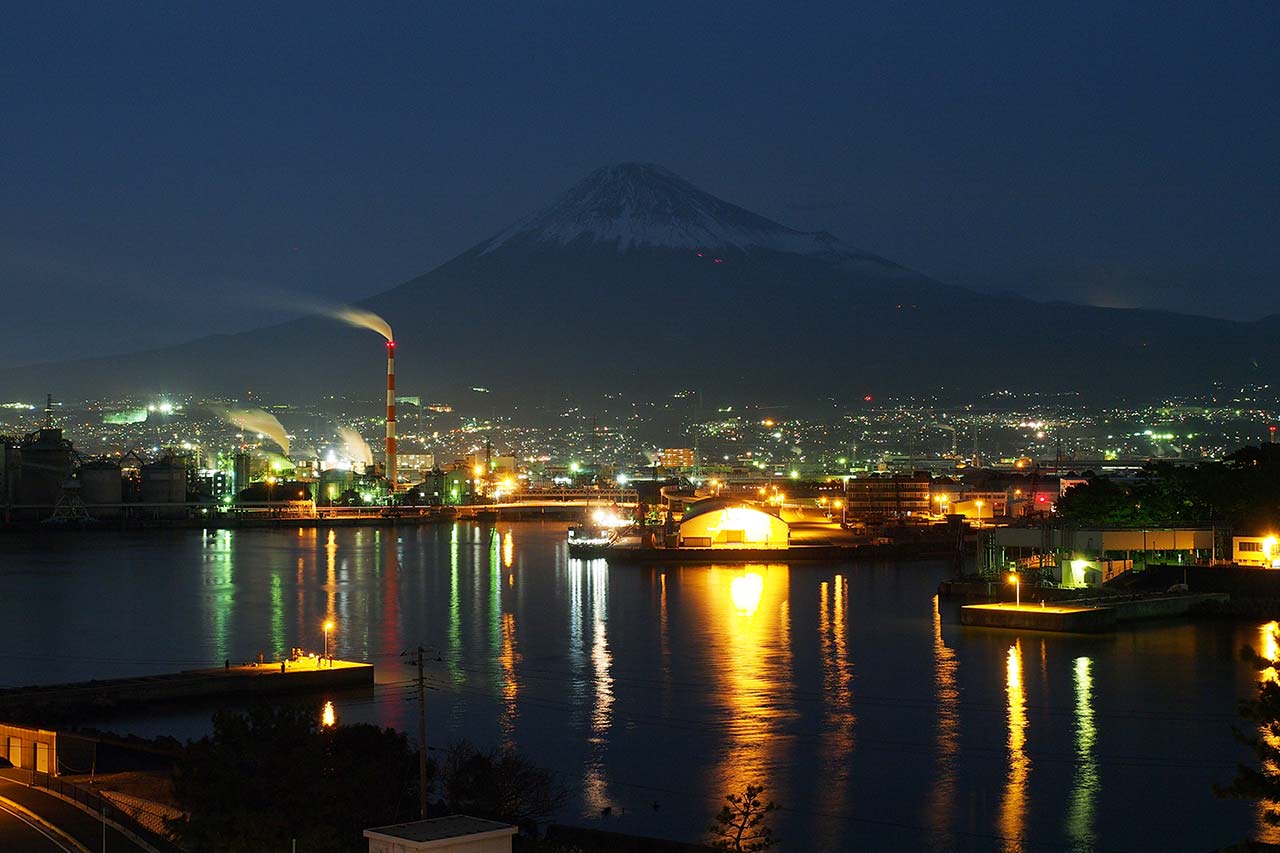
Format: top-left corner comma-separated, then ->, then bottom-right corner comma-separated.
0,658 -> 374,719
960,592 -> 1228,633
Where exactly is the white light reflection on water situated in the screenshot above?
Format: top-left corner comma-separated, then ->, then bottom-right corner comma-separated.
1065,656 -> 1098,849
587,558 -> 615,812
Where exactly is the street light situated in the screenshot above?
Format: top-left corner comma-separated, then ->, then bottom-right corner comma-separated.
323,620 -> 334,666
975,499 -> 984,526
1008,573 -> 1020,608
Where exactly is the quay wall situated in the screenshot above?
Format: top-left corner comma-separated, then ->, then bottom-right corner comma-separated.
960,606 -> 1116,632
0,662 -> 373,720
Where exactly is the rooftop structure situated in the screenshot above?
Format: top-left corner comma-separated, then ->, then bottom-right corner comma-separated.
364,815 -> 515,853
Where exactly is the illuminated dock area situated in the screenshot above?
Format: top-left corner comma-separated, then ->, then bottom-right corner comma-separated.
961,602 -> 1116,632
961,592 -> 1229,633
0,657 -> 374,719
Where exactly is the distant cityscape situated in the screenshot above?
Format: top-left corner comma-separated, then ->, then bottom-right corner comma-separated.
2,383 -> 1276,523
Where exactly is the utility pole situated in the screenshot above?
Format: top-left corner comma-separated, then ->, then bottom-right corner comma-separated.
401,640 -> 432,814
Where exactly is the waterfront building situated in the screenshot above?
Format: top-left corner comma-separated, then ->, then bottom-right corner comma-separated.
678,498 -> 789,548
844,472 -> 932,520
1233,535 -> 1280,569
983,525 -> 1217,587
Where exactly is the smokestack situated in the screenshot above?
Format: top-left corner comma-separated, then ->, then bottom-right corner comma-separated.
386,340 -> 397,494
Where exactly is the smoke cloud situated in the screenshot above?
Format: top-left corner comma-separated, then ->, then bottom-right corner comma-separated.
213,406 -> 291,455
337,426 -> 373,468
333,306 -> 393,342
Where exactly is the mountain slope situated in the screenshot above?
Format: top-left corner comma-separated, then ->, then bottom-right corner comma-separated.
1,163 -> 1275,409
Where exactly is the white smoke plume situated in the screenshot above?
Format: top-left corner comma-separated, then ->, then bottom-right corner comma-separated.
337,426 -> 373,468
213,406 -> 291,456
333,306 -> 393,342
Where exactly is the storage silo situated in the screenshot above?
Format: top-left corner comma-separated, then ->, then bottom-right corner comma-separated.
141,457 -> 189,517
78,459 -> 123,518
17,427 -> 73,510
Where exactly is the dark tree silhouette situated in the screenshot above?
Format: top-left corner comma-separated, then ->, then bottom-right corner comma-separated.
1217,628 -> 1280,823
707,783 -> 777,851
439,740 -> 567,828
168,705 -> 422,852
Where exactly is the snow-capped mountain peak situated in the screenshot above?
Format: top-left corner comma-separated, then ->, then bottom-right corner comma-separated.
478,162 -> 890,264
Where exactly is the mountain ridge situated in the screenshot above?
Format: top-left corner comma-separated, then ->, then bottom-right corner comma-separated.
0,162 -> 1274,407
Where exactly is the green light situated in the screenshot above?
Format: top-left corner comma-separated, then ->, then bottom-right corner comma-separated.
790,470 -> 799,479
569,462 -> 581,473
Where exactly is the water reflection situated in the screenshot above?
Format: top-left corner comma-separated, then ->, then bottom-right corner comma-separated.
927,594 -> 959,836
447,524 -> 463,690
584,559 -> 614,812
200,528 -> 233,658
817,574 -> 854,845
324,529 -> 338,639
1256,622 -> 1280,843
707,565 -> 793,798
379,529 -> 401,657
499,611 -> 520,746
732,571 -> 765,615
1065,656 -> 1098,849
999,640 -> 1029,851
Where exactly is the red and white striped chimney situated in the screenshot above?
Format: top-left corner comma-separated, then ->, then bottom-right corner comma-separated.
386,340 -> 397,494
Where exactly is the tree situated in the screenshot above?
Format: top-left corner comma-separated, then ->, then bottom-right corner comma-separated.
707,783 -> 777,852
1217,631 -> 1280,822
168,704 -> 423,852
439,740 -> 567,828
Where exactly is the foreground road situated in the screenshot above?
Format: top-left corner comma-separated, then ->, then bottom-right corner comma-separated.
0,799 -> 75,851
0,770 -> 143,851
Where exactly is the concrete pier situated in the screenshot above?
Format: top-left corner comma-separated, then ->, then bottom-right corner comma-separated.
960,592 -> 1228,633
0,658 -> 373,718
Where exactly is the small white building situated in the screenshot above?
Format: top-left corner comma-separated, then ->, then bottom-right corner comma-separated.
678,498 -> 789,549
1234,535 -> 1280,568
365,816 -> 516,853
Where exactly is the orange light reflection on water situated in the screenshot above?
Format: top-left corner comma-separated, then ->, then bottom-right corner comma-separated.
927,594 -> 958,836
705,565 -> 793,801
499,611 -> 520,747
1257,622 -> 1280,844
998,640 -> 1029,851
815,574 -> 854,846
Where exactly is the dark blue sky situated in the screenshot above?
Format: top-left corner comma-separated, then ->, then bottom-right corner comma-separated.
3,3 -> 1277,364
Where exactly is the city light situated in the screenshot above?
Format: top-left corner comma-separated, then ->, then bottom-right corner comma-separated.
1008,573 -> 1020,607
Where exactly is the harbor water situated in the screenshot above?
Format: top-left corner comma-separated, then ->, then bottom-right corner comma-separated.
0,522 -> 1273,851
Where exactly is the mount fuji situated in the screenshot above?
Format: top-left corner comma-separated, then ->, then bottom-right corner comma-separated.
2,163 -> 1274,409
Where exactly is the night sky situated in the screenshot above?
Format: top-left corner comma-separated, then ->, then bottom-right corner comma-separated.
3,3 -> 1276,365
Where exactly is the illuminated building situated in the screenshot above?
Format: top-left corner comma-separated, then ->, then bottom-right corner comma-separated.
843,473 -> 931,520
678,498 -> 789,548
396,453 -> 435,477
657,447 -> 695,469
1234,535 -> 1280,569
984,525 -> 1217,586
